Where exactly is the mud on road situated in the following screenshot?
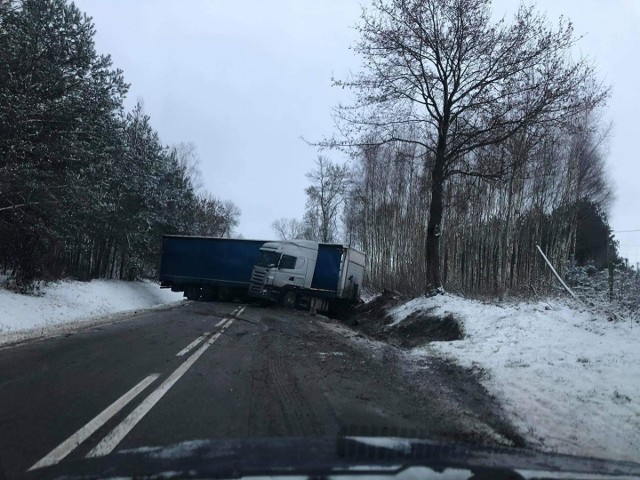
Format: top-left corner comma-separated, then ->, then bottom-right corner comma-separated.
251,303 -> 524,448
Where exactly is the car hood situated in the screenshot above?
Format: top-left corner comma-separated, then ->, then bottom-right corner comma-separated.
25,435 -> 640,480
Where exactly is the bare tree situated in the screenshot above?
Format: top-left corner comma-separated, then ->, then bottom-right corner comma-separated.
271,217 -> 306,240
329,0 -> 608,293
191,194 -> 240,238
305,156 -> 350,242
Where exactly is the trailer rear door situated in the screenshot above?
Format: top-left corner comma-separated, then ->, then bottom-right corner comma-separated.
310,244 -> 343,292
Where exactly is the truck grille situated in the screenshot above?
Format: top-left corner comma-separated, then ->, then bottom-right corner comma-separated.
249,269 -> 265,295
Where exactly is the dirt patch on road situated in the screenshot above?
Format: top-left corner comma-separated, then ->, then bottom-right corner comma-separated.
400,352 -> 525,448
327,294 -> 524,448
254,306 -> 524,449
313,313 -> 524,448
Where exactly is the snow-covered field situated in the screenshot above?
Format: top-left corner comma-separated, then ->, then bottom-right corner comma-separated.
389,294 -> 640,463
0,279 -> 184,345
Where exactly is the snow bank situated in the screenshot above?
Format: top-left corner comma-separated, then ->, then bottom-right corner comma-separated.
389,294 -> 640,463
360,290 -> 381,304
0,279 -> 184,342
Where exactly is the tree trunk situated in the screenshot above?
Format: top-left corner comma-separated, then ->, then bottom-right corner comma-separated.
110,241 -> 118,279
425,141 -> 446,293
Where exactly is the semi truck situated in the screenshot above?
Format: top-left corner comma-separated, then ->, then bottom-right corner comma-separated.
247,240 -> 365,312
159,235 -> 267,301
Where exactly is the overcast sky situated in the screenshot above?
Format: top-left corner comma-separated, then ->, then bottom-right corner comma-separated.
74,0 -> 639,265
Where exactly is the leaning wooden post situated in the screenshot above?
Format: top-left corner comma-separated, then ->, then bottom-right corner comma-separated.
535,244 -> 578,300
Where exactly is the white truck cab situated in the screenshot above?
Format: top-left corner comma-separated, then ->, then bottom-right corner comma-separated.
248,240 -> 365,312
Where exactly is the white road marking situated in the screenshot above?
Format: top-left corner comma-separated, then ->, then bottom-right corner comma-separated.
86,317 -> 237,458
175,332 -> 210,357
214,305 -> 244,326
28,374 -> 159,471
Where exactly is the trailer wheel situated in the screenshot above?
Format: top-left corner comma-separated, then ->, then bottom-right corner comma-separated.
280,291 -> 297,309
218,287 -> 232,302
201,286 -> 215,301
185,286 -> 200,301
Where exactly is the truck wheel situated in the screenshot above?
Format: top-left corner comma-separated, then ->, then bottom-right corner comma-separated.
185,286 -> 200,301
280,291 -> 297,309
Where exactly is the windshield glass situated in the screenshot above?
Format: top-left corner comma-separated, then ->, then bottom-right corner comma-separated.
256,251 -> 281,268
3,0 -> 640,478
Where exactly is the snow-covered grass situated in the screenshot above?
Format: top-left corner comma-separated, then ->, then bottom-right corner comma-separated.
567,265 -> 640,323
0,279 -> 184,345
388,294 -> 640,463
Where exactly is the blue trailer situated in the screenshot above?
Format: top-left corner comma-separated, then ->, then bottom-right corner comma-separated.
159,235 -> 267,301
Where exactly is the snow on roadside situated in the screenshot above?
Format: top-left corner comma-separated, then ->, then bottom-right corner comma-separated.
388,294 -> 640,463
360,289 -> 381,304
0,279 -> 184,343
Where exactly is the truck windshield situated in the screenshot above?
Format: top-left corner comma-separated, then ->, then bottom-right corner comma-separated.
256,251 -> 281,268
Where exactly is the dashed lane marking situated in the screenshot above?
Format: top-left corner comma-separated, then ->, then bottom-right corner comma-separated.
86,316 -> 237,458
176,332 -> 210,357
28,374 -> 159,471
29,305 -> 246,470
215,305 -> 244,326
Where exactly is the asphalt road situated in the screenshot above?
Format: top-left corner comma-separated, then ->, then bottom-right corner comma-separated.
0,301 -> 520,479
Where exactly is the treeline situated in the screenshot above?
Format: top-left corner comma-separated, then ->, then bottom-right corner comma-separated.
276,111 -> 616,297
343,113 -> 616,296
0,0 -> 238,289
